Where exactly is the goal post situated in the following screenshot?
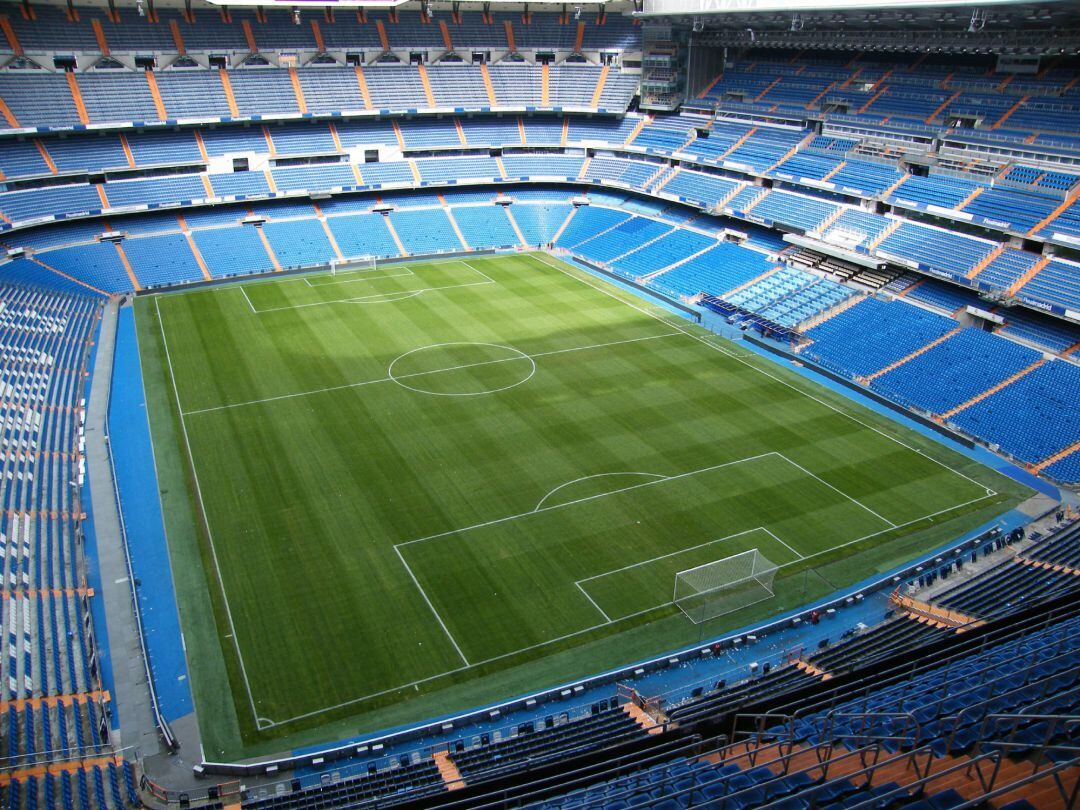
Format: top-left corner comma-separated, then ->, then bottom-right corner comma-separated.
673,548 -> 779,625
330,254 -> 377,276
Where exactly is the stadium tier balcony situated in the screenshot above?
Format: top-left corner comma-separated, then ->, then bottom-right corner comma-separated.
871,328 -> 1044,415
770,150 -> 844,182
0,65 -> 638,133
608,228 -> 713,282
660,169 -> 741,208
951,359 -> 1080,466
802,297 -> 959,379
827,159 -> 904,196
501,154 -> 584,180
271,163 -> 358,192
0,283 -> 141,805
935,527 -> 1080,616
460,117 -> 523,147
450,204 -> 519,248
582,156 -> 660,187
997,305 -> 1080,354
746,189 -> 839,233
0,6 -> 639,55
415,155 -> 501,183
876,221 -> 996,278
648,242 -> 774,301
725,267 -> 854,328
904,280 -> 982,313
399,117 -> 464,149
573,215 -> 671,264
508,200 -> 573,245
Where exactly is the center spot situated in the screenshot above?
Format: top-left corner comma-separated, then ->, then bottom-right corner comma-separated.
387,342 -> 536,397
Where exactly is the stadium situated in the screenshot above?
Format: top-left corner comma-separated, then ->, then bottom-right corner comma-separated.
0,0 -> 1078,805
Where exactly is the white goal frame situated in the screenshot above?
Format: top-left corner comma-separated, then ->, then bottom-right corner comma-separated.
673,548 -> 779,625
329,255 -> 377,276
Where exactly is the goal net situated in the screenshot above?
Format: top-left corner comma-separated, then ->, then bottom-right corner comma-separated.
330,255 -> 377,276
673,548 -> 779,625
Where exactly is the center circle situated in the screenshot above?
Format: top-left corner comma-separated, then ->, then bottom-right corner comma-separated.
387,342 -> 537,397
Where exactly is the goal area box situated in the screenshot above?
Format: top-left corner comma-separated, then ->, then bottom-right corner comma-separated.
673,548 -> 779,625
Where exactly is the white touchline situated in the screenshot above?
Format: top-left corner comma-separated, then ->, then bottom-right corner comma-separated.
154,296 -> 265,728
533,253 -> 997,497
165,253 -> 1007,728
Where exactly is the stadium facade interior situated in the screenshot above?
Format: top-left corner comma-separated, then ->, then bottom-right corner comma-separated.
0,0 -> 1078,806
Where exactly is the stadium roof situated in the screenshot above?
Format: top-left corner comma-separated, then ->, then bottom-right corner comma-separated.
639,0 -> 1061,11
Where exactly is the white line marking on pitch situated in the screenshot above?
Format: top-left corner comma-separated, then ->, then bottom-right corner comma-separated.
534,471 -> 667,512
573,526 -> 806,622
239,285 -> 257,315
760,527 -> 805,560
532,252 -> 997,498
576,527 -> 770,586
575,582 -> 611,622
167,253 -> 1006,728
243,260 -> 499,312
395,453 -> 776,550
774,452 -> 896,528
266,487 -> 997,728
154,296 -> 266,728
304,267 -> 415,287
183,331 -> 681,415
393,545 -> 470,667
387,342 -> 536,397
253,280 -> 492,312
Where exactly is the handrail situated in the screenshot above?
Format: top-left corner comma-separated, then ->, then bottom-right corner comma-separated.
938,662 -> 1080,756
822,710 -> 923,750
535,738 -> 884,810
979,708 -> 1080,759
664,525 -> 1034,719
436,734 -> 719,810
0,738 -> 121,773
764,598 -> 1080,729
943,756 -> 1080,810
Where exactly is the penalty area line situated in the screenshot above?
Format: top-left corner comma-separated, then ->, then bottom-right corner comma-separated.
265,489 -> 995,728
575,582 -> 612,622
394,545 -> 470,667
774,452 -> 896,528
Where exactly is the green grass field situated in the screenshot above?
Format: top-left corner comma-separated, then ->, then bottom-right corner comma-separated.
136,252 -> 1030,757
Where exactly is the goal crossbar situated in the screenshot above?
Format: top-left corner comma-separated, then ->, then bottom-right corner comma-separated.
673,548 -> 779,625
330,255 -> 377,275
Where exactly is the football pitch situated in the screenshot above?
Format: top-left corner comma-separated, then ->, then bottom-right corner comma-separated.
136,252 -> 1029,752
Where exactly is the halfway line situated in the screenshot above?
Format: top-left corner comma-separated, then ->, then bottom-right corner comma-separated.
183,331 -> 683,415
